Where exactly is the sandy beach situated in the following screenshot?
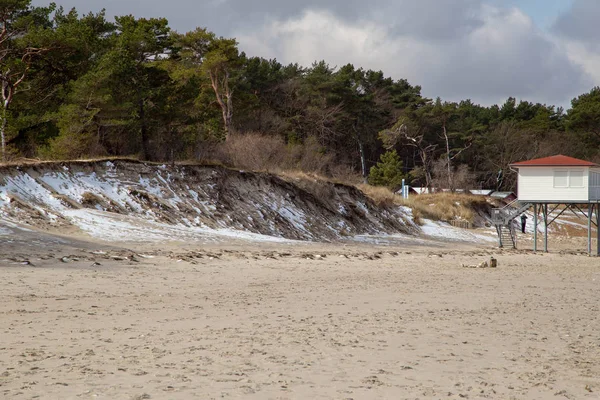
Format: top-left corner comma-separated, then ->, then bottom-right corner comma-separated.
1,234 -> 600,400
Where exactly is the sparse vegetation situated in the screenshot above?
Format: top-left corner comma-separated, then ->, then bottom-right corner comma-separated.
355,183 -> 491,226
398,192 -> 491,225
355,184 -> 398,207
217,133 -> 337,175
278,171 -> 339,204
80,192 -> 103,209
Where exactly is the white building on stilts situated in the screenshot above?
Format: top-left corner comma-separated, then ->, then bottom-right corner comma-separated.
492,155 -> 600,255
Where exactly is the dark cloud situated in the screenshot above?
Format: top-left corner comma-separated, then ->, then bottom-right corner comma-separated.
442,8 -> 588,104
553,0 -> 600,46
382,0 -> 484,41
33,0 -> 373,33
431,26 -> 589,106
214,0 -> 369,22
33,0 -> 483,38
213,0 -> 484,40
30,0 -> 596,107
234,5 -> 590,107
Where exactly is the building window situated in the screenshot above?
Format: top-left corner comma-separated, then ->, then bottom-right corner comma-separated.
554,170 -> 568,187
591,172 -> 600,187
554,169 -> 585,188
570,170 -> 584,187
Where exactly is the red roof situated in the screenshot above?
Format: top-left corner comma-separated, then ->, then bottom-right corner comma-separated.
510,155 -> 598,167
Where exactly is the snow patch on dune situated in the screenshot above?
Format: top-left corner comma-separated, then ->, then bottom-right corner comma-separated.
0,162 -> 417,243
421,219 -> 496,243
62,209 -> 292,243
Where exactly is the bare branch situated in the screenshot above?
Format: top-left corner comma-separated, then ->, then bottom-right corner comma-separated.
449,141 -> 473,161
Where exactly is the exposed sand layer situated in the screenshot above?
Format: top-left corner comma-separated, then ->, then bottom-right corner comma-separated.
0,160 -> 418,242
1,234 -> 599,400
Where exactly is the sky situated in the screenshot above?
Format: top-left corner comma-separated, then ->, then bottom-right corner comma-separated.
31,0 -> 600,109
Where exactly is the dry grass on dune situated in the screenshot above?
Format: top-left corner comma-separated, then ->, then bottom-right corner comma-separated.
278,170 -> 342,203
0,156 -> 143,169
355,184 -> 491,224
278,170 -> 334,184
323,181 -> 491,224
355,184 -> 398,207
399,192 -> 490,224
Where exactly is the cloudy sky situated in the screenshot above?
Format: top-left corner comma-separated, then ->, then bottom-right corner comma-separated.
32,0 -> 600,109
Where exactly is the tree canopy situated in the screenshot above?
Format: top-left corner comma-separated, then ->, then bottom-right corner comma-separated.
2,1 -> 600,192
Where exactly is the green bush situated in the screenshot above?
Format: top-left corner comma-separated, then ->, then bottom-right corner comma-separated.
368,150 -> 406,190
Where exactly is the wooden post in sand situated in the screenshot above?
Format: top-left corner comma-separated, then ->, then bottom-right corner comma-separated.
597,204 -> 600,256
543,204 -> 548,253
533,204 -> 538,252
588,203 -> 592,256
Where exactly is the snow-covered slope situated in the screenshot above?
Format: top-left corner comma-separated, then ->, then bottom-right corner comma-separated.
0,160 -> 418,243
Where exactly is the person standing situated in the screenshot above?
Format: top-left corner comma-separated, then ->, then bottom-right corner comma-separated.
520,214 -> 528,233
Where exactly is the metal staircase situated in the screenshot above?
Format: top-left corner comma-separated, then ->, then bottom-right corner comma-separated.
496,223 -> 516,248
491,200 -> 532,248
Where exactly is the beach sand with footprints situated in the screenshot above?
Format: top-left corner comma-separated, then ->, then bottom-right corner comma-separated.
1,232 -> 600,400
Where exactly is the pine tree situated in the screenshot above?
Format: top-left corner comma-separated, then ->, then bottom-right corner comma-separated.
368,150 -> 406,189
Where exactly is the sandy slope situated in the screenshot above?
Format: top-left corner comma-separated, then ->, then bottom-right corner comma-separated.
0,161 -> 417,242
1,231 -> 600,400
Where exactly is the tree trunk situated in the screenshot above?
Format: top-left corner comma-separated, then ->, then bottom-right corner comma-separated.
210,69 -> 234,141
0,41 -> 45,161
1,80 -> 11,162
358,140 -> 366,181
417,145 -> 435,191
352,123 -> 367,182
442,123 -> 453,191
223,95 -> 234,140
0,106 -> 7,162
139,98 -> 150,160
422,152 -> 432,191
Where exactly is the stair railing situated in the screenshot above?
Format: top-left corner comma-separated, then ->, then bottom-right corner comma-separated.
492,201 -> 532,226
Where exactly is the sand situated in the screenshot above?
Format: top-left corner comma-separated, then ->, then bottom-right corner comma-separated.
1,234 -> 600,400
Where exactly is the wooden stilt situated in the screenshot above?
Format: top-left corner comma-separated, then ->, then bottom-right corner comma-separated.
588,203 -> 592,256
543,204 -> 548,253
533,203 -> 538,252
596,204 -> 600,257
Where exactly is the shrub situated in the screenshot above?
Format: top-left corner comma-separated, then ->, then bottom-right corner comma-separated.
287,136 -> 334,174
368,150 -> 406,190
198,133 -> 342,177
430,158 -> 476,192
222,133 -> 287,172
356,184 -> 397,207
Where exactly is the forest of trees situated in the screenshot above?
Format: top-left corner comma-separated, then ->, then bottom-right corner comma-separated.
2,1 -> 600,191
